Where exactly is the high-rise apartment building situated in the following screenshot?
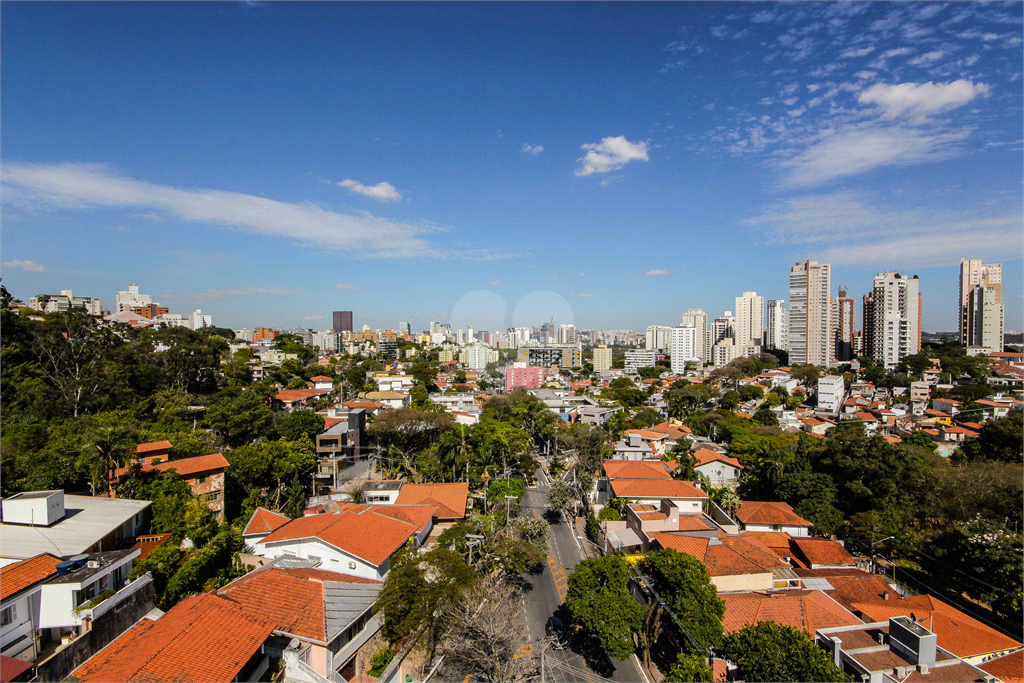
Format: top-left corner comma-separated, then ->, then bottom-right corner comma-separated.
333,311 -> 353,333
788,260 -> 832,367
681,309 -> 709,362
669,324 -> 698,374
645,325 -> 672,352
766,300 -> 788,352
863,272 -> 921,369
399,321 -> 411,335
115,283 -> 152,314
710,312 -> 734,348
624,350 -> 657,375
959,259 -> 1004,352
734,291 -> 765,350
592,344 -> 613,372
834,288 -> 855,362
558,324 -> 578,345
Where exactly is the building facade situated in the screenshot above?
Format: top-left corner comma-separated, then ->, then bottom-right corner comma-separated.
864,272 -> 921,369
960,259 -> 1003,352
592,344 -> 613,372
789,260 -> 832,367
834,288 -> 855,362
669,324 -> 698,374
680,309 -> 709,362
734,291 -> 765,349
333,311 -> 353,333
624,350 -> 657,375
766,299 -> 788,352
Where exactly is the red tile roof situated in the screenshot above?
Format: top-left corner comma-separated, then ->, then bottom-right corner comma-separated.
131,533 -> 174,561
259,511 -> 417,566
133,440 -> 172,454
243,507 -> 291,536
334,503 -> 436,533
309,375 -> 334,382
609,478 -> 707,499
722,590 -> 862,636
0,655 -> 33,681
151,452 -> 230,477
979,650 -> 1023,683
0,553 -> 61,600
651,534 -> 710,558
72,594 -> 277,683
623,429 -> 669,441
692,449 -> 743,469
395,482 -> 470,520
743,531 -> 793,553
789,537 -> 856,567
648,422 -> 692,439
322,416 -> 343,430
276,389 -> 330,403
602,460 -> 673,480
882,435 -> 902,444
735,501 -> 812,528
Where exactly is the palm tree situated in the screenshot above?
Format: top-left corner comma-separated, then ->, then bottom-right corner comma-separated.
79,426 -> 135,497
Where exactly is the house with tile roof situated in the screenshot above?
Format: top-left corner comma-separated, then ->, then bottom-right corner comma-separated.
650,533 -> 792,593
69,593 -> 278,683
274,388 -> 333,411
394,482 -> 470,522
613,430 -> 669,460
131,440 -> 172,466
150,453 -> 230,519
978,650 -> 1023,683
691,449 -> 744,487
788,537 -> 857,570
363,391 -> 412,410
242,508 -> 290,545
721,589 -> 862,636
331,503 -> 435,545
735,501 -> 812,536
608,478 -> 707,513
252,508 -> 419,580
0,554 -> 61,661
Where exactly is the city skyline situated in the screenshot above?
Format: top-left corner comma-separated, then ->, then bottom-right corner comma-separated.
2,3 -> 1021,332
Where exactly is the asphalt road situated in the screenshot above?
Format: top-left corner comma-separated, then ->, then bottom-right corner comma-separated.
518,466 -> 646,683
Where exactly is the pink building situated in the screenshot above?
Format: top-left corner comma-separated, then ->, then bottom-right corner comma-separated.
506,366 -> 546,390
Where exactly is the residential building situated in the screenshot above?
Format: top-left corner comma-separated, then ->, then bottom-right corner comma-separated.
835,288 -> 855,361
766,299 -> 788,352
506,365 -> 546,391
131,303 -> 169,319
614,430 -> 670,459
460,344 -> 488,370
314,408 -> 366,480
188,309 -> 212,330
592,344 -> 613,372
234,328 -> 253,342
712,338 -> 737,367
710,312 -> 734,348
253,327 -> 280,343
312,330 -> 340,352
722,590 -> 861,637
789,260 -> 832,367
131,440 -> 172,467
734,501 -> 812,536
333,311 -> 353,333
669,324 -> 698,374
394,483 -> 470,522
817,375 -> 846,413
377,339 -> 397,360
624,349 -> 656,375
274,388 -> 332,411
681,309 -> 709,362
0,491 -> 150,564
362,391 -> 410,409
114,283 -> 151,314
29,290 -> 102,316
691,449 -> 743,488
151,454 -> 231,519
557,324 -> 577,345
645,325 -> 672,352
959,259 -> 1002,350
517,345 -> 581,369
864,272 -> 921,369
650,532 -> 790,593
734,291 -> 765,349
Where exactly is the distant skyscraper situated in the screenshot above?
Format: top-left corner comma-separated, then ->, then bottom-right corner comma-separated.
558,324 -> 578,345
681,309 -> 709,362
863,272 -> 921,369
835,288 -> 855,361
645,325 -> 672,352
115,283 -> 152,313
766,300 -> 788,352
734,291 -> 765,350
669,324 -> 698,374
789,260 -> 831,367
592,344 -> 613,372
399,321 -> 411,335
710,312 -> 734,348
333,311 -> 353,333
959,258 -> 1003,351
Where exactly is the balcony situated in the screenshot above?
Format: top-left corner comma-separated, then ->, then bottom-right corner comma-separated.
76,572 -> 153,623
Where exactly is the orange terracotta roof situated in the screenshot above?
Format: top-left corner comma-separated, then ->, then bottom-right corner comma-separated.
637,512 -> 667,521
704,543 -> 773,577
692,449 -> 743,469
133,440 -> 172,454
790,537 -> 856,566
677,515 -> 716,532
243,507 -> 292,536
309,375 -> 334,382
131,533 -> 174,561
0,553 -> 61,600
979,650 -> 1023,683
806,572 -> 903,612
216,568 -> 329,641
0,655 -> 33,682
602,460 -> 673,480
648,422 -> 693,439
323,416 -> 343,430
334,503 -> 436,533
735,501 -> 812,528
743,531 -> 792,552
623,429 -> 669,441
722,590 -> 862,636
395,482 -> 470,520
609,478 -> 707,499
719,535 -> 788,571
260,511 -> 417,566
651,534 -> 710,558
72,594 -> 277,683
276,389 -> 330,402
342,401 -> 385,410
151,452 -> 230,477
882,435 -> 902,444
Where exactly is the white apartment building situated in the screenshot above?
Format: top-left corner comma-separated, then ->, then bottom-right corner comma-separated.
734,291 -> 764,349
710,313 -> 734,348
789,261 -> 832,367
235,328 -> 253,342
766,299 -> 788,351
960,259 -> 1003,352
592,344 -> 613,372
460,344 -> 489,370
680,309 -> 709,362
624,349 -> 657,375
669,324 -> 698,374
817,375 -> 845,413
645,325 -> 672,352
114,283 -> 151,313
29,290 -> 102,316
712,338 -> 737,367
189,309 -> 212,330
865,272 -> 921,369
313,330 -> 340,352
558,324 -> 578,345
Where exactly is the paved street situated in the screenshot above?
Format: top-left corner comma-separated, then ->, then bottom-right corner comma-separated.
518,465 -> 646,683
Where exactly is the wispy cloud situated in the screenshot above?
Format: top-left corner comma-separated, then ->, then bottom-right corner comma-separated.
521,144 -> 544,155
338,178 -> 402,202
575,136 -> 649,176
132,212 -> 164,221
840,45 -> 875,58
858,79 -> 989,119
644,269 -> 669,276
484,280 -> 500,286
2,259 -> 45,272
335,284 -> 361,291
162,287 -> 299,301
2,163 -> 436,257
579,293 -> 594,298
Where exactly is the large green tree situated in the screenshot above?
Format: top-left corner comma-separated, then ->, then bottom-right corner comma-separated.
637,549 -> 725,654
565,554 -> 643,660
718,622 -> 849,682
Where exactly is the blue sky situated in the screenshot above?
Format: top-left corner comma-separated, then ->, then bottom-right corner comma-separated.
2,2 -> 1021,333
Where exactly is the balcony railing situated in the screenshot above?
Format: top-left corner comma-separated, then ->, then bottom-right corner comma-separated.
80,572 -> 153,622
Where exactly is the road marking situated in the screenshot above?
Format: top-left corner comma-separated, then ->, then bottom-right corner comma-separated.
546,555 -> 569,603
463,675 -> 472,683
513,643 -> 534,659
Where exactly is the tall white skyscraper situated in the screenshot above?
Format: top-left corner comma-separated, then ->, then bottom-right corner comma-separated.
681,309 -> 709,362
115,283 -> 152,313
710,312 -> 735,347
558,324 -> 578,345
669,324 -> 698,374
864,272 -> 921,369
734,291 -> 765,349
766,300 -> 788,352
959,259 -> 1004,351
645,325 -> 672,352
789,261 -> 832,367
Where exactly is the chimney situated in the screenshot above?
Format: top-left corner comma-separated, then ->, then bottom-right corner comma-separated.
883,591 -> 889,600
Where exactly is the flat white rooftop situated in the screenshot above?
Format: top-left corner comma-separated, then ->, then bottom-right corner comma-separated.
0,495 -> 151,561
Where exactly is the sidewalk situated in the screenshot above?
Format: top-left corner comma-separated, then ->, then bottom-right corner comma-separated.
573,517 -> 602,560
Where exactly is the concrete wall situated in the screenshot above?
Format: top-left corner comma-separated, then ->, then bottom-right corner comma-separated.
712,571 -> 773,593
256,540 -> 387,581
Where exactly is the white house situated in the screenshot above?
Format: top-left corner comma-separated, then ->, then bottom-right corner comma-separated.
309,375 -> 335,391
363,391 -> 411,410
817,375 -> 846,413
372,374 -> 415,393
734,501 -> 812,536
691,449 -> 744,487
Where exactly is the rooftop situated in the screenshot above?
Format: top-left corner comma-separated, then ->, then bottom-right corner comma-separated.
151,452 -> 230,477
609,478 -> 707,499
602,460 -> 673,480
722,590 -> 862,636
259,510 -> 418,566
242,507 -> 290,537
0,553 -> 61,600
735,501 -> 812,528
395,482 -> 470,519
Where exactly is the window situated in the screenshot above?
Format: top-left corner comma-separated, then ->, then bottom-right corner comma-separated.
308,555 -> 321,563
1,605 -> 15,626
197,475 -> 208,484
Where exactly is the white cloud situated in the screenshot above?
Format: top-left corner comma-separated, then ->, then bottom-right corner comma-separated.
338,178 -> 402,202
132,212 -> 164,221
782,125 -> 970,187
2,163 -> 434,257
335,284 -> 361,290
644,269 -> 669,276
840,45 -> 875,58
908,50 -> 946,66
2,259 -> 45,272
521,144 -> 544,155
579,293 -> 594,298
855,71 -> 877,80
575,136 -> 649,176
485,280 -> 500,286
882,48 -> 914,58
163,287 -> 298,301
858,79 -> 990,119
